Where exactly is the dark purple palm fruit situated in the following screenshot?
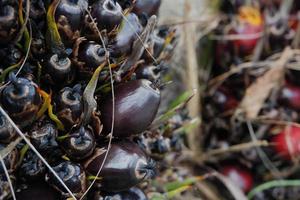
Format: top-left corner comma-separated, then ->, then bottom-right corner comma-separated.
19,150 -> 46,181
55,84 -> 83,130
116,0 -> 134,9
0,45 -> 22,68
132,0 -> 161,17
0,113 -> 16,143
56,0 -> 88,30
91,0 -> 123,32
61,126 -> 96,161
84,140 -> 156,192
16,182 -> 61,200
0,4 -> 18,45
0,143 -> 19,174
78,41 -> 106,69
110,13 -> 143,57
45,0 -> 75,86
46,161 -> 87,198
99,79 -> 161,137
55,0 -> 88,44
135,65 -> 161,82
29,121 -> 62,162
45,53 -> 75,86
77,41 -> 107,79
0,73 -> 41,128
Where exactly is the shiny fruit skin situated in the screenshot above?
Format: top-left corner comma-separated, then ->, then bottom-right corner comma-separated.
133,0 -> 161,17
110,13 -> 143,56
78,41 -> 106,69
0,74 -> 41,127
100,79 -> 160,137
272,125 -> 300,159
84,140 -> 156,192
91,0 -> 123,32
45,55 -> 74,85
55,0 -> 88,31
221,165 -> 253,192
56,84 -> 83,130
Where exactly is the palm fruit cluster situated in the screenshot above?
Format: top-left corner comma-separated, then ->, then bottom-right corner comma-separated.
0,0 -> 179,199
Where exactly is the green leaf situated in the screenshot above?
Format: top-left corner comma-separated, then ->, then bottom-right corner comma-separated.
82,63 -> 106,125
248,179 -> 300,199
150,193 -> 167,200
173,118 -> 200,135
46,0 -> 65,54
167,185 -> 191,198
155,91 -> 195,125
165,176 -> 202,192
168,91 -> 193,110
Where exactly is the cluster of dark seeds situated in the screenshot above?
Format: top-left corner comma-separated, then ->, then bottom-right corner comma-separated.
0,0 -> 178,199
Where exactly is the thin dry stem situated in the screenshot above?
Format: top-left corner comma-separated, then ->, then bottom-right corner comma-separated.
0,155 -> 16,200
183,0 -> 202,156
201,140 -> 269,160
246,120 -> 282,179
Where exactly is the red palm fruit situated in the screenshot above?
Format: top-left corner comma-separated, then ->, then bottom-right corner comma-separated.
279,82 -> 300,110
213,87 -> 239,112
272,125 -> 300,159
230,6 -> 263,56
221,165 -> 253,192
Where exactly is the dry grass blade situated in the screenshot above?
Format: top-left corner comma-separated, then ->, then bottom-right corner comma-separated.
201,140 -> 269,160
0,106 -> 77,200
0,137 -> 22,159
16,20 -> 32,77
121,15 -> 157,72
246,120 -> 282,178
214,172 -> 248,200
0,155 -> 16,200
183,0 -> 202,156
110,0 -> 158,64
235,47 -> 293,119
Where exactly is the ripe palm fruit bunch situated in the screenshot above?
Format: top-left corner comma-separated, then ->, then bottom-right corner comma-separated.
0,0 -> 178,199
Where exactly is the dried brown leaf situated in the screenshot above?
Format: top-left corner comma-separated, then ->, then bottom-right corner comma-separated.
236,48 -> 293,119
